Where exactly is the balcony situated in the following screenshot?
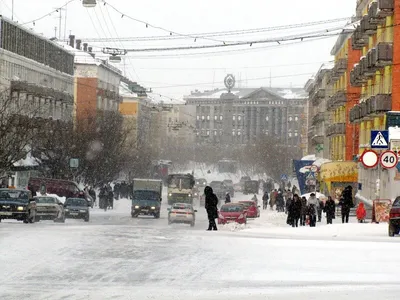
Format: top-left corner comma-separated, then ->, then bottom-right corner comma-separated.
312,112 -> 325,125
360,15 -> 377,37
311,134 -> 324,145
350,63 -> 368,87
326,123 -> 346,137
370,94 -> 392,114
311,88 -> 326,105
349,104 -> 361,123
335,58 -> 348,75
327,69 -> 340,84
351,26 -> 369,50
376,0 -> 394,18
374,42 -> 393,67
327,90 -> 347,111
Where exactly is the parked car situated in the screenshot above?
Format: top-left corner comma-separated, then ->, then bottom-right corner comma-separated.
64,198 -> 90,222
168,203 -> 197,227
243,180 -> 260,195
0,189 -> 36,223
223,179 -> 235,198
239,200 -> 260,218
218,203 -> 247,225
34,196 -> 65,223
389,197 -> 400,237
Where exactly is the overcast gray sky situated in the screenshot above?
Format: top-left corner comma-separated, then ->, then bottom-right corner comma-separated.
1,0 -> 356,100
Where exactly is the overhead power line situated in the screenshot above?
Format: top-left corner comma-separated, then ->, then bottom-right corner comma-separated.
21,0 -> 76,26
64,16 -> 351,42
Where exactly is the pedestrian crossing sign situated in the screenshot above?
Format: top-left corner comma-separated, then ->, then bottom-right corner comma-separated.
371,130 -> 389,149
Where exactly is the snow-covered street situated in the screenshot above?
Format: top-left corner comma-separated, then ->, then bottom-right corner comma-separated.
1,193 -> 400,300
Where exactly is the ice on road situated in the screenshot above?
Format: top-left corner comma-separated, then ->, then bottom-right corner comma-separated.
1,195 -> 400,300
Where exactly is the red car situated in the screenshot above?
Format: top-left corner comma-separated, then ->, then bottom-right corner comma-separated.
218,203 -> 247,225
239,201 -> 260,218
389,197 -> 400,237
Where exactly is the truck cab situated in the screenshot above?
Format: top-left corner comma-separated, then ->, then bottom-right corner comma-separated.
131,179 -> 162,219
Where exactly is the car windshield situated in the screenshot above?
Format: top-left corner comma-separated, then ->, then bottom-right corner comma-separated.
133,190 -> 160,201
172,203 -> 191,210
239,201 -> 253,208
168,177 -> 193,189
393,198 -> 400,207
0,190 -> 29,202
220,205 -> 243,212
134,200 -> 160,206
35,197 -> 56,204
65,198 -> 86,207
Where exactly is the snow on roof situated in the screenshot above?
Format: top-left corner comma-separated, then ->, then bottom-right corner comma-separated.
301,154 -> 316,161
273,89 -> 307,99
119,82 -> 138,98
13,152 -> 38,167
147,93 -> 185,104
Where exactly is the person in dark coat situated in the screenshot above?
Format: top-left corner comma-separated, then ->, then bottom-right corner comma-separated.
276,191 -> 285,212
262,191 -> 269,210
289,194 -> 302,227
324,196 -> 336,224
317,199 -> 324,222
339,186 -> 354,223
285,196 -> 293,215
204,186 -> 218,231
225,192 -> 231,204
300,196 -> 307,226
308,204 -> 317,227
28,183 -> 37,197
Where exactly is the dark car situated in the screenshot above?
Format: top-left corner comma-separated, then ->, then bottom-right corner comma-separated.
243,180 -> 259,195
389,197 -> 400,236
131,190 -> 161,218
0,189 -> 36,223
64,198 -> 90,222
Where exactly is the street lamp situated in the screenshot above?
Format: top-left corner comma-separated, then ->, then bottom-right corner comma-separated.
82,0 -> 97,7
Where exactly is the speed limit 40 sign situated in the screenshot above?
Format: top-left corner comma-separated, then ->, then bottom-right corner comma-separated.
380,150 -> 399,169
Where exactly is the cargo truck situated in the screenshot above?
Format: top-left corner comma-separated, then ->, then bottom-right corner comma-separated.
131,179 -> 162,218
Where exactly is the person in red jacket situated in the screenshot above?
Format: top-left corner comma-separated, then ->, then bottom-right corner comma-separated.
356,202 -> 366,223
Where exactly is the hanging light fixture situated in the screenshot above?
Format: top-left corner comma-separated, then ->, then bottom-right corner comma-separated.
82,0 -> 97,8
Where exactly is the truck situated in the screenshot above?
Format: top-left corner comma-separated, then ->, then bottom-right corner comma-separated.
167,174 -> 195,205
131,179 -> 163,218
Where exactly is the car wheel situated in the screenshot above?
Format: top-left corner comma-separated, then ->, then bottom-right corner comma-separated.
389,224 -> 395,237
84,215 -> 90,222
190,222 -> 195,227
154,213 -> 160,219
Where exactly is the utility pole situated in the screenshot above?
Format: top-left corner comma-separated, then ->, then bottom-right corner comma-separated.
54,7 -> 65,40
11,0 -> 14,20
54,27 -> 57,38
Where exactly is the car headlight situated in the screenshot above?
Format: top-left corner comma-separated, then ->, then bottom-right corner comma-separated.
151,206 -> 156,210
168,193 -> 172,197
65,209 -> 69,212
194,193 -> 198,196
80,210 -> 86,213
17,206 -> 24,211
135,206 -> 140,209
188,193 -> 192,197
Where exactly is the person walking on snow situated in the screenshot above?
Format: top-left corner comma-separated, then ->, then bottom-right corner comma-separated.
289,194 -> 302,227
356,202 -> 366,223
324,196 -> 336,224
339,186 -> 354,223
269,189 -> 277,210
307,193 -> 320,226
225,192 -> 231,204
300,196 -> 307,226
204,186 -> 218,231
262,191 -> 269,210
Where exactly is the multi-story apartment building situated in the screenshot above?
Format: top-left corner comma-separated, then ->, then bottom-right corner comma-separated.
348,0 -> 396,200
184,87 -> 307,156
57,35 -> 122,128
0,16 -> 74,121
304,64 -> 333,158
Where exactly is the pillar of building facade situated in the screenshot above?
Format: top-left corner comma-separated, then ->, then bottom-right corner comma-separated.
220,92 -> 237,144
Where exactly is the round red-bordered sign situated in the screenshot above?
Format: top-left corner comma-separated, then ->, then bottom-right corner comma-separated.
380,150 -> 399,169
360,149 -> 379,168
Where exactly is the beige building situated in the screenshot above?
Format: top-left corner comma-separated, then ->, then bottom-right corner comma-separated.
304,63 -> 334,158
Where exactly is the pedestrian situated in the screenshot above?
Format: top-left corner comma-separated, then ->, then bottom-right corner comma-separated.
324,196 -> 336,224
251,194 -> 258,205
339,186 -> 354,223
204,186 -> 218,231
317,198 -> 324,222
300,196 -> 307,226
356,202 -> 366,223
289,194 -> 302,227
285,195 -> 293,215
262,191 -> 269,210
28,183 -> 37,197
307,193 -> 320,227
225,192 -> 231,204
276,191 -> 285,212
269,189 -> 277,210
89,187 -> 96,207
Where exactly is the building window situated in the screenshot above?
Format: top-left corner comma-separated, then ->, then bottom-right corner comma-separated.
207,115 -> 210,120
295,116 -> 299,121
295,132 -> 298,136
233,115 -> 236,121
196,115 -> 200,120
238,115 -> 242,121
214,130 -> 217,136
201,115 -> 205,120
206,130 -> 210,136
289,116 -> 293,121
237,131 -> 241,136
232,130 -> 236,136
266,116 -> 269,121
196,131 -> 199,136
220,115 -> 223,120
214,115 -> 218,120
289,132 -> 292,137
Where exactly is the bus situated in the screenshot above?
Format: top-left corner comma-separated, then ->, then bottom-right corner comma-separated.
167,174 -> 195,205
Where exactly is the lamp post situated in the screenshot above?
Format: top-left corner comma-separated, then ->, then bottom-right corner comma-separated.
82,0 -> 97,8
11,0 -> 14,20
